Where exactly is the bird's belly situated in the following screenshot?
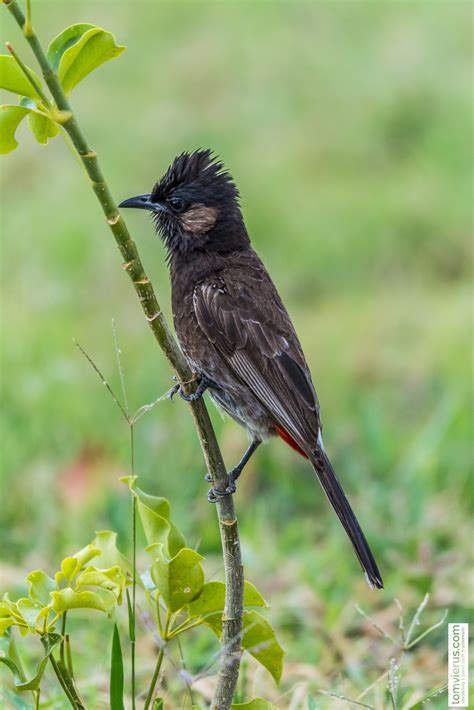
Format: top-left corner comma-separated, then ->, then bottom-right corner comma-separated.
182,350 -> 274,439
208,386 -> 275,441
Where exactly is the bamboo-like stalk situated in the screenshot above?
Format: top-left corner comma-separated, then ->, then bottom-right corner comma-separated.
4,2 -> 244,707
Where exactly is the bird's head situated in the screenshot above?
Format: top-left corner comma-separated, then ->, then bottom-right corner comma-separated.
119,149 -> 249,258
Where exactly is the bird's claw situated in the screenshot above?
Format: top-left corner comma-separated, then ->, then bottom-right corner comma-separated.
206,471 -> 237,502
168,383 -> 180,400
179,389 -> 200,402
168,382 -> 200,402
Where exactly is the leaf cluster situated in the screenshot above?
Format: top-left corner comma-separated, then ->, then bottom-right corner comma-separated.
0,480 -> 283,706
0,23 -> 124,153
123,477 -> 284,685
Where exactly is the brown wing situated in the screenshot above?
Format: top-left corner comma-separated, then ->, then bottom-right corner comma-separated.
193,260 -> 321,451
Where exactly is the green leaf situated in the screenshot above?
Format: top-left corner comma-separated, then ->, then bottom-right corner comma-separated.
55,544 -> 101,586
243,581 -> 268,609
188,580 -> 267,619
27,110 -> 58,145
15,599 -> 44,633
0,617 -> 15,635
232,700 -> 279,710
151,546 -> 204,613
0,55 -> 42,100
187,581 -> 225,619
47,24 -> 125,95
26,570 -> 56,606
15,660 -> 50,692
91,531 -> 131,575
76,565 -> 125,604
0,105 -> 29,154
242,611 -> 284,684
47,24 -> 96,72
15,634 -> 61,692
41,632 -> 63,656
110,624 -> 125,710
135,486 -> 185,557
203,610 -> 284,684
0,656 -> 22,683
135,487 -> 171,520
0,595 -> 30,635
51,587 -> 117,616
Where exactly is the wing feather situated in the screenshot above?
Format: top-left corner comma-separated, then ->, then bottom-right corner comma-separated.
193,274 -> 320,449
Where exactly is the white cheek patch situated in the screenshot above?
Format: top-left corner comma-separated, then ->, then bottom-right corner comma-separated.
181,204 -> 218,235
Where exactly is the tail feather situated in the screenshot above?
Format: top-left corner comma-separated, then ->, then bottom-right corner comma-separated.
310,448 -> 384,589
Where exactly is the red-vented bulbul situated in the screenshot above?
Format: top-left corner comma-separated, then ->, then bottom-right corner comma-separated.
119,150 -> 383,589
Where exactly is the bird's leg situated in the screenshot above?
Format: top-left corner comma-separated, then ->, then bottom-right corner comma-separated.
169,374 -> 213,402
207,438 -> 262,502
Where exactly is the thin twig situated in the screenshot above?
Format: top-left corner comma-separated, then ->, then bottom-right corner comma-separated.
5,3 -> 244,704
5,41 -> 51,107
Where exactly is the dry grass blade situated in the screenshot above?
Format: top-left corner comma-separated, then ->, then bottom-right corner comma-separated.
405,594 -> 429,647
318,690 -> 375,709
355,605 -> 401,647
112,319 -> 130,418
74,338 -> 129,423
406,609 -> 448,650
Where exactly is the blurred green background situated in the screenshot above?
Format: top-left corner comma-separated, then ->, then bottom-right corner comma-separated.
0,1 -> 472,708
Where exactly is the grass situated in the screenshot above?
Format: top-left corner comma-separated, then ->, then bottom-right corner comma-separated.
0,0 -> 472,707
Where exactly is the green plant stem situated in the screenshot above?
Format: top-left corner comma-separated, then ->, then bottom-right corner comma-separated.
65,635 -> 75,679
168,617 -> 205,638
49,655 -> 83,709
5,2 -> 244,707
143,649 -> 164,710
130,430 -> 137,710
155,593 -> 164,637
60,612 -> 67,666
5,41 -> 51,108
144,613 -> 171,710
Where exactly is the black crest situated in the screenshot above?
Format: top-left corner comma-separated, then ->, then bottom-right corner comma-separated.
151,149 -> 240,207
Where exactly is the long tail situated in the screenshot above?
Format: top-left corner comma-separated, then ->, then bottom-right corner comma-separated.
310,447 -> 384,589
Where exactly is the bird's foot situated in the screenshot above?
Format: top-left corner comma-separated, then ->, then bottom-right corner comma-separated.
206,467 -> 240,503
168,383 -> 180,400
171,375 -> 212,402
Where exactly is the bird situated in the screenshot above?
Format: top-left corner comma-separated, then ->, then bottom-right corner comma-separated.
119,149 -> 383,589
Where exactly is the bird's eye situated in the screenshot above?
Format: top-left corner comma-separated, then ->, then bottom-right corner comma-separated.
168,196 -> 185,212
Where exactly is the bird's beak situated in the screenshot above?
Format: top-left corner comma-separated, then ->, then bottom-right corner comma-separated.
118,193 -> 166,212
